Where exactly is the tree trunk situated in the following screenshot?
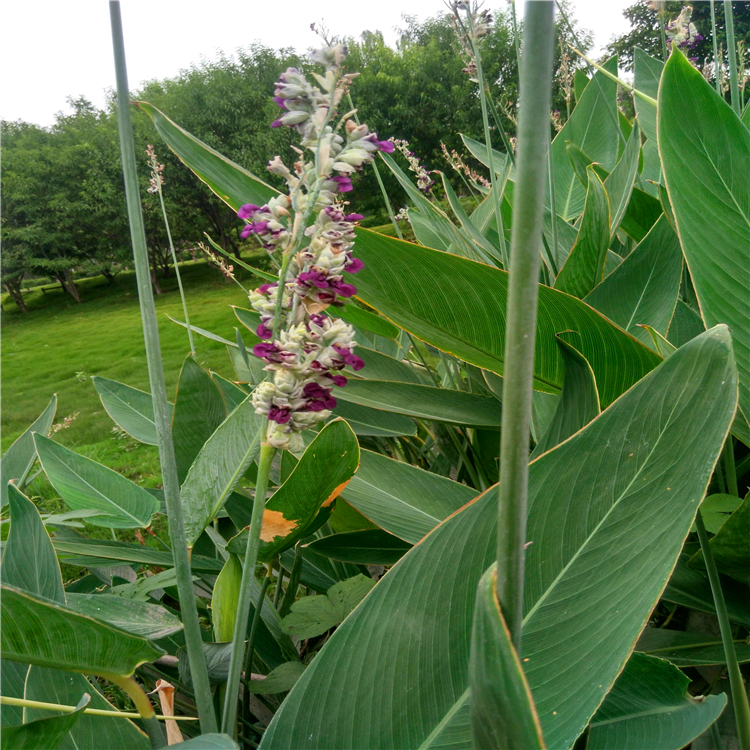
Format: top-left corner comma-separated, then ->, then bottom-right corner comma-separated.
4,280 -> 27,313
58,269 -> 81,303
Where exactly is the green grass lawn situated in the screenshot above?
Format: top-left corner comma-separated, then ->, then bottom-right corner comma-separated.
2,259 -> 262,485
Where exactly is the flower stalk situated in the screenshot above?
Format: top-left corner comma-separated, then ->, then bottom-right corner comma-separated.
108,1 -> 217,733
724,0 -> 741,115
495,0 -> 555,650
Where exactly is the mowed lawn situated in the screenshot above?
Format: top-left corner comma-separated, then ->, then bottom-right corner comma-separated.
2,260 -> 260,483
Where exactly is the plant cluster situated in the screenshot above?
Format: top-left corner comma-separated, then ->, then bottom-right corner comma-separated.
2,3 -> 750,750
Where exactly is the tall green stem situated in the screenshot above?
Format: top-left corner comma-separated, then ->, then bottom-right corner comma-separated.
723,437 -> 739,497
108,2 -> 217,733
221,442 -> 277,735
466,11 -> 509,267
711,0 -> 722,94
724,1 -> 741,115
695,510 -> 750,749
156,184 -> 195,357
495,0 -> 555,650
659,6 -> 668,62
106,674 -> 165,749
242,564 -> 274,723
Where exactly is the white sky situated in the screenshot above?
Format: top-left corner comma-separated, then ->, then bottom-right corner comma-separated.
0,0 -> 633,127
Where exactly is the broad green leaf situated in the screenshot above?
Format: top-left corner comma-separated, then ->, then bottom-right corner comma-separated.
659,49 -> 750,434
667,300 -> 705,348
91,377 -> 172,446
588,652 -> 726,750
259,327 -> 737,750
227,343 -> 265,385
168,734 -> 239,749
23,670 -> 150,750
2,693 -> 90,750
305,530 -> 412,566
168,315 -> 243,348
699,493 -> 744,534
351,346 -> 425,384
584,215 -> 682,346
280,575 -> 376,640
551,57 -> 619,220
693,492 -> 750,582
329,303 -> 401,341
64,593 -> 183,640
337,379 -> 501,427
619,184 -> 663,242
353,229 -> 660,408
554,167 -> 610,298
137,101 -> 276,208
172,356 -> 227,484
459,134 -> 511,177
604,120 -> 641,236
3,485 -> 65,602
227,420 -> 360,562
1,395 -> 57,507
330,401 -> 417,437
636,627 -> 750,667
663,553 -> 750,626
247,662 -> 306,695
1,585 -> 163,677
52,538 -> 223,572
341,448 -> 478,543
530,335 -> 600,459
210,373 -> 248,413
634,47 -> 663,191
108,568 -> 189,602
574,69 -> 590,100
181,395 -> 264,546
212,554 -> 242,643
33,435 -> 159,530
469,565 -> 545,750
1,661 -> 29,726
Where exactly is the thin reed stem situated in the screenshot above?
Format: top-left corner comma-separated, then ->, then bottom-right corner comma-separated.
695,510 -> 750,749
495,0 -> 555,650
108,1 -> 217,733
221,442 -> 277,735
242,564 -> 274,724
711,0 -> 722,94
724,1 -> 741,115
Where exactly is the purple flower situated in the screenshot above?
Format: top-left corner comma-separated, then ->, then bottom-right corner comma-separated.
273,96 -> 288,109
377,140 -> 395,153
271,119 -> 283,128
258,282 -> 277,295
256,322 -> 273,339
297,270 -> 330,289
238,204 -> 261,219
345,257 -> 364,273
329,374 -> 347,387
331,176 -> 353,193
269,406 -> 291,424
334,344 -> 365,371
253,342 -> 279,361
344,213 -> 364,222
331,279 -> 357,298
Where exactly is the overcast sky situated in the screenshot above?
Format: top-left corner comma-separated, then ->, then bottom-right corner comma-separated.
0,0 -> 634,127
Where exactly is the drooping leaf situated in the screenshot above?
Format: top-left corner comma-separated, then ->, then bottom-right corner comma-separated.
1,585 -> 163,677
353,229 -> 660,408
554,166 -> 611,298
64,594 -> 183,640
91,377 -> 172,446
1,395 -> 57,507
180,395 -> 264,546
634,47 -> 663,191
33,435 -> 159,530
259,327 -> 737,750
51,538 -> 223,573
698,493 -> 744,534
584,215 -> 682,347
460,134 -> 511,177
469,565 -> 545,750
603,120 -> 641,236
247,662 -> 307,695
662,553 -> 750,626
336,379 -> 502,427
2,693 -> 90,750
587,653 -> 726,750
280,575 -> 376,640
2,485 -> 65,602
137,101 -> 276,209
530,334 -> 600,459
659,48 -> 750,434
551,57 -> 619,220
341,448 -> 478,543
692,492 -> 750,582
171,356 -> 227,484
636,627 -> 750,667
305,530 -> 412,566
330,401 -> 417,438
227,420 -> 360,562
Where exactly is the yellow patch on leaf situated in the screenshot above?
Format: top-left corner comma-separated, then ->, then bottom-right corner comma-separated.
260,510 -> 298,542
322,478 -> 353,507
